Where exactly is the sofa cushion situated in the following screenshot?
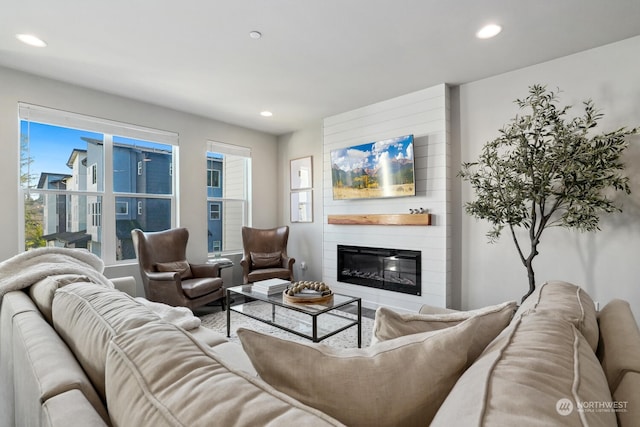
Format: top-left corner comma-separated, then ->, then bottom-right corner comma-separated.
238,315 -> 482,427
180,276 -> 223,299
250,251 -> 282,268
52,282 -> 160,401
207,341 -> 258,376
28,274 -> 92,324
105,321 -> 343,427
187,325 -> 228,347
372,301 -> 516,361
155,260 -> 192,279
431,311 -> 616,427
596,299 -> 640,394
514,280 -> 599,351
247,268 -> 291,283
12,311 -> 109,425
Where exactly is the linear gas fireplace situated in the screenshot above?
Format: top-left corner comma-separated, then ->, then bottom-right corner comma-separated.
337,245 -> 421,296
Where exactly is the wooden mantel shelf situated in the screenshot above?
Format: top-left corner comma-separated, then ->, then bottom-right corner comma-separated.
327,213 -> 431,226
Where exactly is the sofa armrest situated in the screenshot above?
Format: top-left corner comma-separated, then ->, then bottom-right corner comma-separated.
190,263 -> 220,277
42,389 -> 110,427
109,276 -> 136,296
283,256 -> 295,269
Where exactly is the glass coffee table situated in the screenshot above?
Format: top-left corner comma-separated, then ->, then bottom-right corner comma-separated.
226,285 -> 362,347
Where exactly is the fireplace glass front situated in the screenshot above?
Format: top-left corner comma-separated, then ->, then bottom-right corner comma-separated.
337,245 -> 421,296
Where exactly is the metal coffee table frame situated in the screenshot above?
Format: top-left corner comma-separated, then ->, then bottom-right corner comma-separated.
226,285 -> 362,347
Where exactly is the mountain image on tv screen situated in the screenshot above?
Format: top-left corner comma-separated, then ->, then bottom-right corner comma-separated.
330,134 -> 415,200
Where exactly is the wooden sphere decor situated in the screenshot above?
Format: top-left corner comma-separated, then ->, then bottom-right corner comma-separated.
283,281 -> 333,304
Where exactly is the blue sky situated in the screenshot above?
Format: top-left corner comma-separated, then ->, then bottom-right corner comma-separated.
20,121 -> 170,187
20,121 -> 100,183
331,134 -> 414,172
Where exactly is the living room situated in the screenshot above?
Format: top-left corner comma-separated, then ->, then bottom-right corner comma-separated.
1,2 -> 639,323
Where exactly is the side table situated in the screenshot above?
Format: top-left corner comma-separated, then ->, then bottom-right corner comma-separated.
207,257 -> 234,305
207,257 -> 234,269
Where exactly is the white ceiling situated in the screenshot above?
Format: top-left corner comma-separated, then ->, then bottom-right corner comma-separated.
2,0 -> 640,136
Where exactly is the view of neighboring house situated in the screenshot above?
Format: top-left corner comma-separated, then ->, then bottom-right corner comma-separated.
37,172 -> 75,246
207,155 -> 223,253
35,135 -> 230,259
37,137 -> 173,260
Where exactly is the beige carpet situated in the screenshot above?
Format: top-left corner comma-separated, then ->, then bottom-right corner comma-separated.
199,304 -> 373,348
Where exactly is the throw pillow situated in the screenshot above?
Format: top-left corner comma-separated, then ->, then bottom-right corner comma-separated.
238,316 -> 482,427
431,311 -> 616,427
372,301 -> 517,361
155,260 -> 192,279
250,251 -> 282,268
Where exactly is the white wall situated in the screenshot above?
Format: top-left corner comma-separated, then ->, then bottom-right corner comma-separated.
0,66 -> 278,295
322,84 -> 451,312
457,35 -> 640,318
277,126 -> 326,282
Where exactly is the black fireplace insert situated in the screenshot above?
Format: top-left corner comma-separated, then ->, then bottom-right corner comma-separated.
337,245 -> 421,296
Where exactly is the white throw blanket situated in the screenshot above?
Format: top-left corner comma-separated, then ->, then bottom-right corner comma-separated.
0,247 -> 114,300
135,297 -> 201,330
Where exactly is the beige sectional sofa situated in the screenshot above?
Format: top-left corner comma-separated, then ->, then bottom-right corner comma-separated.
1,260 -> 638,426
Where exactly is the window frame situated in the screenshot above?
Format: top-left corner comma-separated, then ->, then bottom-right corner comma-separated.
19,103 -> 179,265
206,140 -> 252,256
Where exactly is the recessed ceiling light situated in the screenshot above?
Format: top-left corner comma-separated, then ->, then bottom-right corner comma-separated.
16,33 -> 47,47
260,111 -> 273,117
476,24 -> 502,39
249,31 -> 262,40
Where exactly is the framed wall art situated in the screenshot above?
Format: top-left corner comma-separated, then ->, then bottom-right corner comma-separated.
291,190 -> 313,223
290,156 -> 313,190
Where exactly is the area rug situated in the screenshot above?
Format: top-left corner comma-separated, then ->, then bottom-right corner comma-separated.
200,305 -> 373,348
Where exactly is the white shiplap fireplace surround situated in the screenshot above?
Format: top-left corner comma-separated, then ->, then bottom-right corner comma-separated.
322,84 -> 451,312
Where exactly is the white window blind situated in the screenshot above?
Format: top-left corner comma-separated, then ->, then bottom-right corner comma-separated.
19,103 -> 179,145
207,140 -> 251,158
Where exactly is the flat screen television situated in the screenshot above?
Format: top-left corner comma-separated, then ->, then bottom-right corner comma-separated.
330,134 -> 415,200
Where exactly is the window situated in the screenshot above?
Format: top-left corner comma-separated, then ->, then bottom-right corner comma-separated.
90,164 -> 98,185
207,161 -> 220,188
206,141 -> 251,254
209,202 -> 221,220
20,103 -> 178,263
90,202 -> 102,226
116,201 -> 128,215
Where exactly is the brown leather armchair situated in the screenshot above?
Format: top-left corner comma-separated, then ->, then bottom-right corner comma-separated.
131,228 -> 225,310
240,226 -> 295,284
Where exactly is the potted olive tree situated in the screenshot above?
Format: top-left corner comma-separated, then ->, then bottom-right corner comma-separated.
460,84 -> 638,302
